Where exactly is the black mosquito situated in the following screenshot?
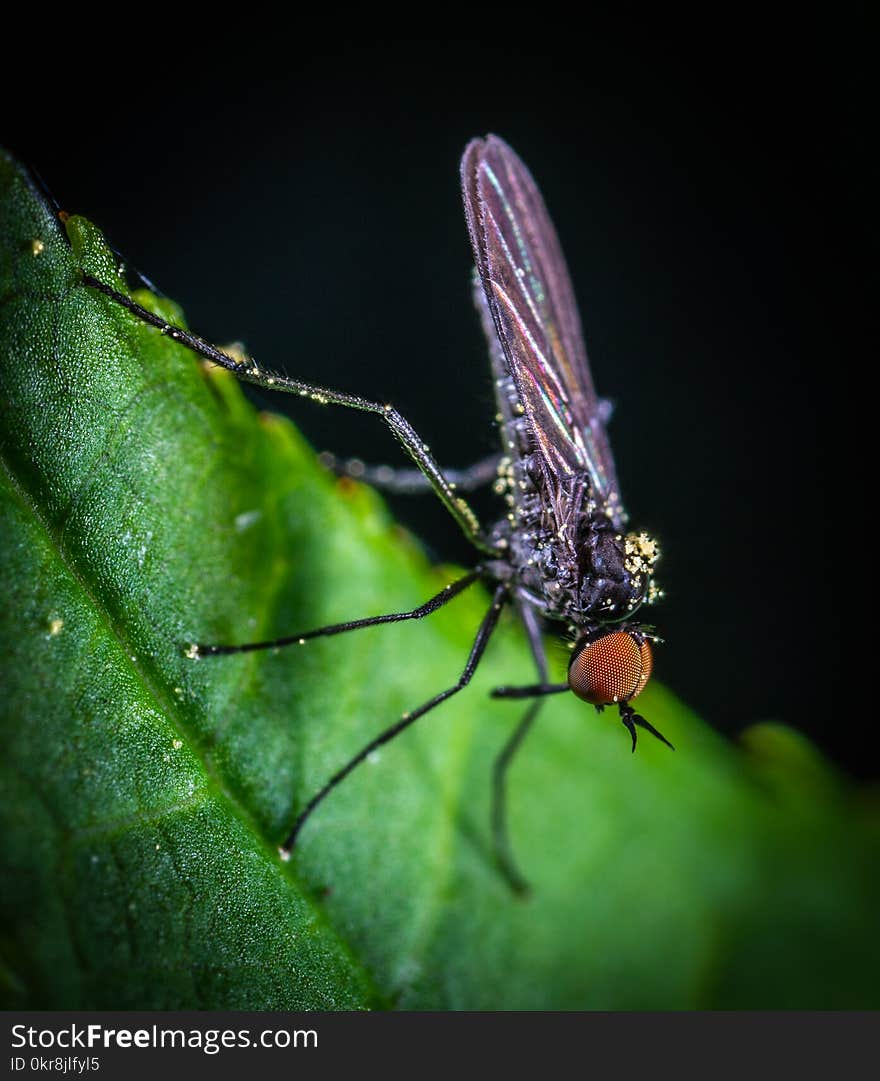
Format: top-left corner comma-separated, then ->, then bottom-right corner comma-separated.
82,135 -> 673,893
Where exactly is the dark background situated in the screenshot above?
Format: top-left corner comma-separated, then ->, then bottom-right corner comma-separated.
3,28 -> 867,774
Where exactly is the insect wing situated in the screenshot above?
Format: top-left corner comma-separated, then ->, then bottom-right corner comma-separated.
461,135 -> 623,523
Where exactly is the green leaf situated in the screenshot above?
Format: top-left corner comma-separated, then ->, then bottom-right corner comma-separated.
2,149 -> 878,1010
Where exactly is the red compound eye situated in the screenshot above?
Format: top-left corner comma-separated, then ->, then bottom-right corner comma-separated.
568,632 -> 653,706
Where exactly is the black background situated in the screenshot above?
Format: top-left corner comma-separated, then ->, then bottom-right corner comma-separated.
2,25 -> 868,774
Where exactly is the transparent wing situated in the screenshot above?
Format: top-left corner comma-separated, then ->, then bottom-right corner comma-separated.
461,134 -> 623,523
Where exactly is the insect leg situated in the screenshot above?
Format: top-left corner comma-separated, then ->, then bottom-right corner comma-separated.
491,602 -> 549,896
279,583 -> 508,857
82,275 -> 494,553
191,569 -> 482,656
490,683 -> 568,699
318,452 -> 501,494
492,700 -> 542,896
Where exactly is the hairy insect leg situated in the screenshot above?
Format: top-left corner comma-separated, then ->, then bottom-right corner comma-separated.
618,703 -> 675,752
319,452 -> 502,494
280,583 -> 509,857
490,602 -> 551,896
190,570 -> 482,656
82,274 -> 494,554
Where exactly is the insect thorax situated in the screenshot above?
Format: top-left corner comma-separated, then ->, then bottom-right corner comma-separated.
492,500 -> 657,624
490,412 -> 660,625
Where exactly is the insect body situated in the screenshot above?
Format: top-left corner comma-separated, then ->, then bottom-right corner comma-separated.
462,141 -> 672,865
82,135 -> 672,893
